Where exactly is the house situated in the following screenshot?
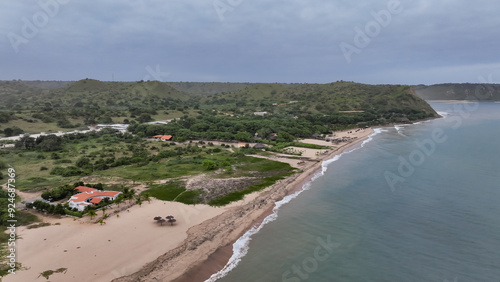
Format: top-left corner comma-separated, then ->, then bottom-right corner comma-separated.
312,133 -> 322,139
68,187 -> 121,211
153,135 -> 172,141
237,142 -> 248,148
160,135 -> 172,141
253,112 -> 268,116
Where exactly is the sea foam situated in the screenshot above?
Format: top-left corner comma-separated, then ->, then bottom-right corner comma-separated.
436,111 -> 450,118
205,129 -> 381,281
204,184 -> 311,282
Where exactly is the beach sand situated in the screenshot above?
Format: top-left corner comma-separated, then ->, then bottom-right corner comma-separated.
5,202 -> 228,282
7,128 -> 373,282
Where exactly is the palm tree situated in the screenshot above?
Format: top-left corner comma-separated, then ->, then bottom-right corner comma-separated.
101,207 -> 107,217
88,209 -> 97,220
123,188 -> 136,204
143,192 -> 151,204
115,194 -> 124,207
97,219 -> 106,225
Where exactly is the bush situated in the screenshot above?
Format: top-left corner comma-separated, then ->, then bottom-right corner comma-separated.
41,185 -> 76,201
64,209 -> 83,218
50,166 -> 85,177
202,159 -> 217,170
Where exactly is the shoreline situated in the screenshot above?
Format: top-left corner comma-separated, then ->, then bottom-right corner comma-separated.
112,128 -> 375,282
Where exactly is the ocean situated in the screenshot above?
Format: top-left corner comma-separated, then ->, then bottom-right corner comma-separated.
210,102 -> 500,282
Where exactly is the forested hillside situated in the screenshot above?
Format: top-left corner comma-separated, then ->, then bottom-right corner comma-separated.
0,79 -> 438,137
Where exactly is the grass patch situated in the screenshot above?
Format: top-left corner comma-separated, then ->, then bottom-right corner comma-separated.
209,171 -> 295,206
38,267 -> 67,279
145,183 -> 186,201
26,222 -> 51,229
16,210 -> 41,225
269,142 -> 330,152
175,190 -> 202,205
233,156 -> 295,177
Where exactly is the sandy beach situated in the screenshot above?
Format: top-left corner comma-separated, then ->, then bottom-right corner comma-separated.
6,128 -> 373,282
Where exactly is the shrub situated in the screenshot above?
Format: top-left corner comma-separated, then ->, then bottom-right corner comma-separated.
202,159 -> 217,170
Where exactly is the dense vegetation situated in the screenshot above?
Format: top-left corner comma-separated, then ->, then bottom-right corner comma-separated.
0,79 -> 438,136
1,129 -> 295,205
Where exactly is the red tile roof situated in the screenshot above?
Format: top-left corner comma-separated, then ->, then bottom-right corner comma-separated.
90,198 -> 102,204
70,190 -> 120,203
75,186 -> 98,193
160,135 -> 172,140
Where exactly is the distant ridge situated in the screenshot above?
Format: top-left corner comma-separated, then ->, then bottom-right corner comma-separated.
0,79 -> 438,122
413,83 -> 500,101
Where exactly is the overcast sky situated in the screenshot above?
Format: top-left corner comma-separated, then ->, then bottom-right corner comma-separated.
1,0 -> 499,85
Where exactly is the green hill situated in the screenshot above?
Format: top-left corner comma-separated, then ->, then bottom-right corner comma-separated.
166,82 -> 253,96
0,80 -> 438,136
413,83 -> 500,101
16,79 -> 190,110
203,81 -> 438,120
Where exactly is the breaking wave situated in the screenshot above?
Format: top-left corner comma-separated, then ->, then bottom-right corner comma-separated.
205,129 -> 382,281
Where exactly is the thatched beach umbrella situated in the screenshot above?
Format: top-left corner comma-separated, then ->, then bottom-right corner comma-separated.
166,216 -> 176,226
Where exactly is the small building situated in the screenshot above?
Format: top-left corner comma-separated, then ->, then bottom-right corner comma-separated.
269,134 -> 278,141
254,143 -> 266,149
253,112 -> 268,116
237,142 -> 248,148
153,135 -> 172,141
161,135 -> 172,141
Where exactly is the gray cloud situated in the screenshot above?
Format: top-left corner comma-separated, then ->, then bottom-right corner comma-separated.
1,0 -> 499,84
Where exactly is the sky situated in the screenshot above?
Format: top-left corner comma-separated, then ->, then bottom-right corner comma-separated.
1,0 -> 499,85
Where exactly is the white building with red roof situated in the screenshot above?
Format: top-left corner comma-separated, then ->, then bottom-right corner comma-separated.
68,186 -> 121,211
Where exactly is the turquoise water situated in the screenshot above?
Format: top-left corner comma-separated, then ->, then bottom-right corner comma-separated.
212,102 -> 500,282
